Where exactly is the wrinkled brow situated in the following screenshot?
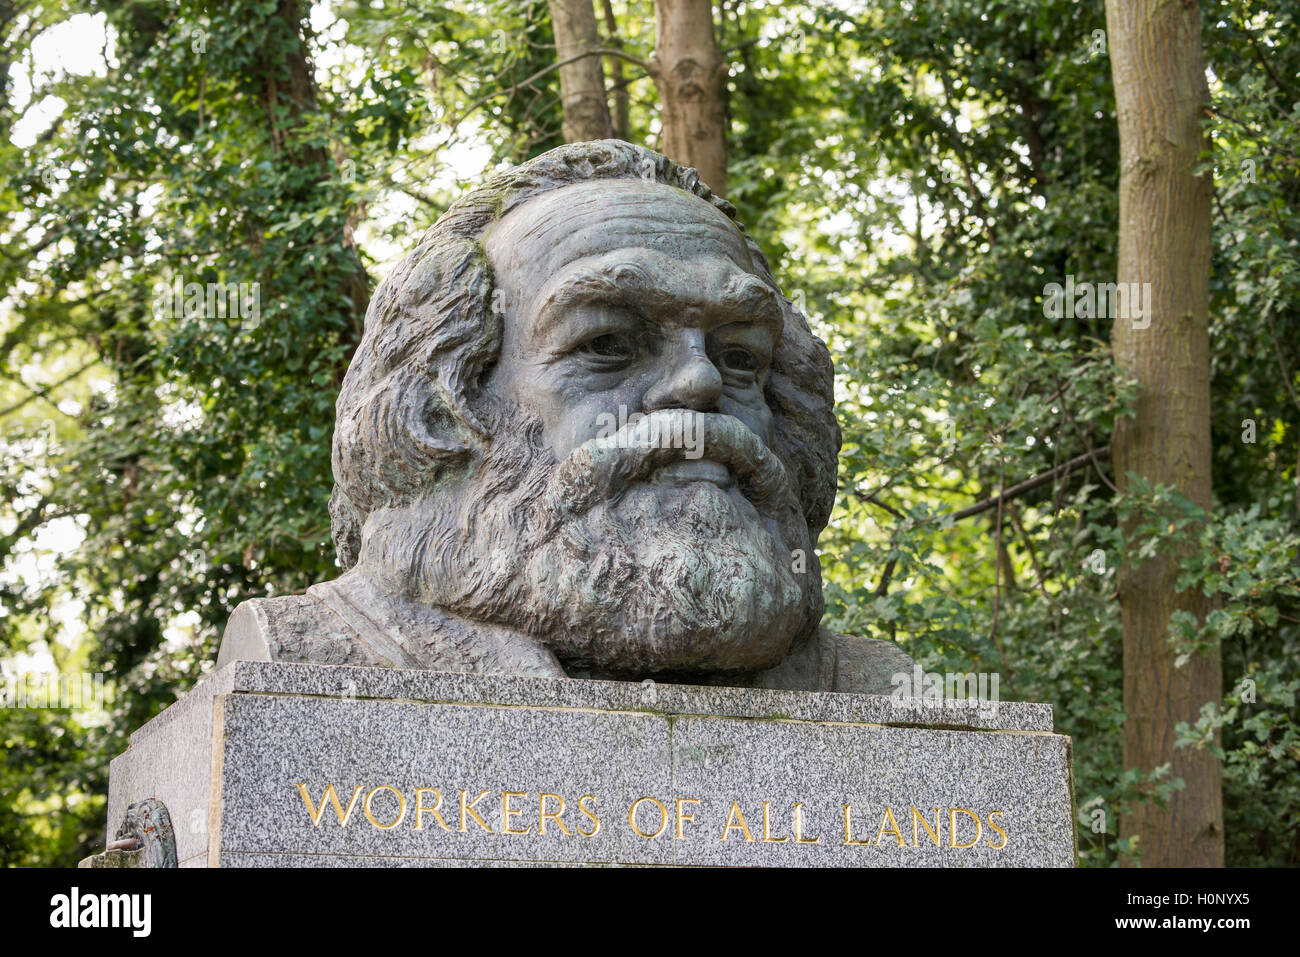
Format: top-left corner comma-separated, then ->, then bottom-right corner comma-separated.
720,273 -> 783,325
533,261 -> 785,339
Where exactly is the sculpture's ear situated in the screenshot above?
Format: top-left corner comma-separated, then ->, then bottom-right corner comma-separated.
331,365 -> 481,515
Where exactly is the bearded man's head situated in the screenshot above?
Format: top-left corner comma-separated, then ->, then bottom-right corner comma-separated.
328,141 -> 841,678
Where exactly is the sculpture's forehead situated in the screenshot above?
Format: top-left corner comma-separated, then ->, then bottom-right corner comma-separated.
484,179 -> 755,276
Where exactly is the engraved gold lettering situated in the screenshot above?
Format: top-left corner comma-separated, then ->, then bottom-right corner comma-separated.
539,793 -> 572,836
296,783 -> 363,828
720,801 -> 754,842
414,788 -> 451,831
578,794 -> 600,837
676,798 -> 699,839
949,807 -> 981,848
762,801 -> 788,843
502,791 -> 531,834
628,796 -> 669,839
911,806 -> 941,847
794,802 -> 821,843
459,789 -> 494,833
986,810 -> 1008,849
875,806 -> 905,846
841,804 -> 871,845
364,785 -> 407,829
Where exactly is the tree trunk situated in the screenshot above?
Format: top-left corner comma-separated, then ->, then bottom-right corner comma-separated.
1105,0 -> 1223,866
548,0 -> 614,142
599,0 -> 630,141
649,0 -> 728,196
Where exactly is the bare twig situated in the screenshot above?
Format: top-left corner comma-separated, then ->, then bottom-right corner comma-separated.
947,446 -> 1111,522
0,359 -> 97,419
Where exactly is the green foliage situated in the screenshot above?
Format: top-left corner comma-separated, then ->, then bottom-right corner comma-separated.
724,0 -> 1299,866
2,0 -> 1297,867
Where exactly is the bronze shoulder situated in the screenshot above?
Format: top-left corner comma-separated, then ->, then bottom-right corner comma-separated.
830,631 -> 914,695
215,594 -> 376,669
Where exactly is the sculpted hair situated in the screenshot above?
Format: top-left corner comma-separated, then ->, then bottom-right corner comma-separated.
330,140 -> 841,568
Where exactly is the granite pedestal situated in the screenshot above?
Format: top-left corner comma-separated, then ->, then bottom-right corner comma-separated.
98,660 -> 1076,867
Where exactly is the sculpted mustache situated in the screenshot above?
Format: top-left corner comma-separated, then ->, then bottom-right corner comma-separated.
544,410 -> 790,515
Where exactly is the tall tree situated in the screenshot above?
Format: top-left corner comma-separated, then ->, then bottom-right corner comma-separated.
1105,0 -> 1223,865
599,0 -> 630,141
649,0 -> 727,195
548,0 -> 614,141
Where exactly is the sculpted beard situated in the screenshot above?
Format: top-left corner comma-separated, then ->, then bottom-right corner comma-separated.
360,407 -> 821,674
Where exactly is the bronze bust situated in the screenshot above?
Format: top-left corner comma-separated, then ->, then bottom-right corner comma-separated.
217,140 -> 912,693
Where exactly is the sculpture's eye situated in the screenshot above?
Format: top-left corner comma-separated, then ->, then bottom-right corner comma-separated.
575,331 -> 637,367
716,346 -> 761,375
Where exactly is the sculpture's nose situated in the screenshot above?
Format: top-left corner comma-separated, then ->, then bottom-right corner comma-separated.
643,330 -> 723,413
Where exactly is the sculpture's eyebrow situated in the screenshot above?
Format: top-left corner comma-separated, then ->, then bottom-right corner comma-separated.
719,273 -> 785,334
534,262 -> 679,329
531,256 -> 785,342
